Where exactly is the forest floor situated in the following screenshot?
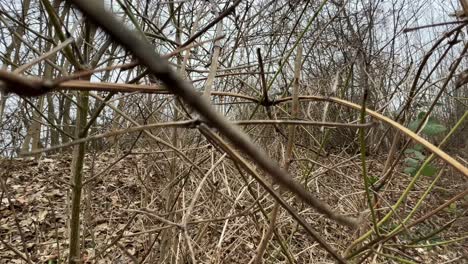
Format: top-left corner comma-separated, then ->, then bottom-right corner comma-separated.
0,151 -> 466,263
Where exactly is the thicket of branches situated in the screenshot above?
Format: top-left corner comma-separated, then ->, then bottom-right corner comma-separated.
0,0 -> 467,263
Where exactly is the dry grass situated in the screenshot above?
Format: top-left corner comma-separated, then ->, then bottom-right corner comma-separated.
1,149 -> 466,263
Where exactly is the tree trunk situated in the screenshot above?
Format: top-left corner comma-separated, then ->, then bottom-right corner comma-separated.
68,90 -> 89,264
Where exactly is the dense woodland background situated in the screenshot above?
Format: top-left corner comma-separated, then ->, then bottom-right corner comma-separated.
0,0 -> 467,263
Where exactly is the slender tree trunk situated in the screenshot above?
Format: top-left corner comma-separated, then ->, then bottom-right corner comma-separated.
3,0 -> 31,151
30,97 -> 45,152
203,20 -> 223,99
61,93 -> 72,145
47,94 -> 59,147
68,5 -> 98,261
20,97 -> 45,155
68,90 -> 89,264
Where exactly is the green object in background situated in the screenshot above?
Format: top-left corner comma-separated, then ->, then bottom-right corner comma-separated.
403,112 -> 446,177
408,112 -> 447,136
